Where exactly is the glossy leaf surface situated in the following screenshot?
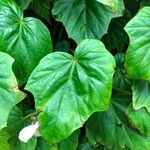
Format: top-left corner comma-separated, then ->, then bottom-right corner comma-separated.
26,39 -> 115,143
125,7 -> 150,79
0,0 -> 52,85
52,0 -> 123,42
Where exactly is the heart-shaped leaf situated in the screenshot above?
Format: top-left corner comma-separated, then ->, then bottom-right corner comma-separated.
52,0 -> 124,42
0,52 -> 25,130
0,0 -> 53,85
125,7 -> 150,80
25,39 -> 115,143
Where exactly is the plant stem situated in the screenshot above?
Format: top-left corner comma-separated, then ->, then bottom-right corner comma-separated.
113,86 -> 132,96
23,111 -> 41,120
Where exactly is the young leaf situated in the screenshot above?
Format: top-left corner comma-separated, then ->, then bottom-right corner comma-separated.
86,93 -> 150,149
0,129 -> 10,150
0,0 -> 53,85
7,107 -> 37,150
127,105 -> 150,136
25,39 -> 115,143
125,7 -> 150,80
0,52 -> 25,130
132,80 -> 150,114
52,0 -> 124,42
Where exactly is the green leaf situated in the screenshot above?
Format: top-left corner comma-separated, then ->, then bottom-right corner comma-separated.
7,106 -> 37,150
86,93 -> 150,149
126,105 -> 150,136
125,7 -> 150,80
52,0 -> 123,42
0,0 -> 53,85
0,52 -> 25,130
30,0 -> 51,22
25,39 -> 115,143
0,129 -> 10,150
132,80 -> 150,114
95,0 -> 124,14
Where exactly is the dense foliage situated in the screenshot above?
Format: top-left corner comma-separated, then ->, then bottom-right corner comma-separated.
0,0 -> 150,149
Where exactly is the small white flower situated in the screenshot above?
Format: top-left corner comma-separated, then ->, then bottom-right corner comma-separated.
19,122 -> 40,143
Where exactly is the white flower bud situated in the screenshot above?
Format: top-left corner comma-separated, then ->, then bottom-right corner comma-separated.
19,122 -> 39,143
